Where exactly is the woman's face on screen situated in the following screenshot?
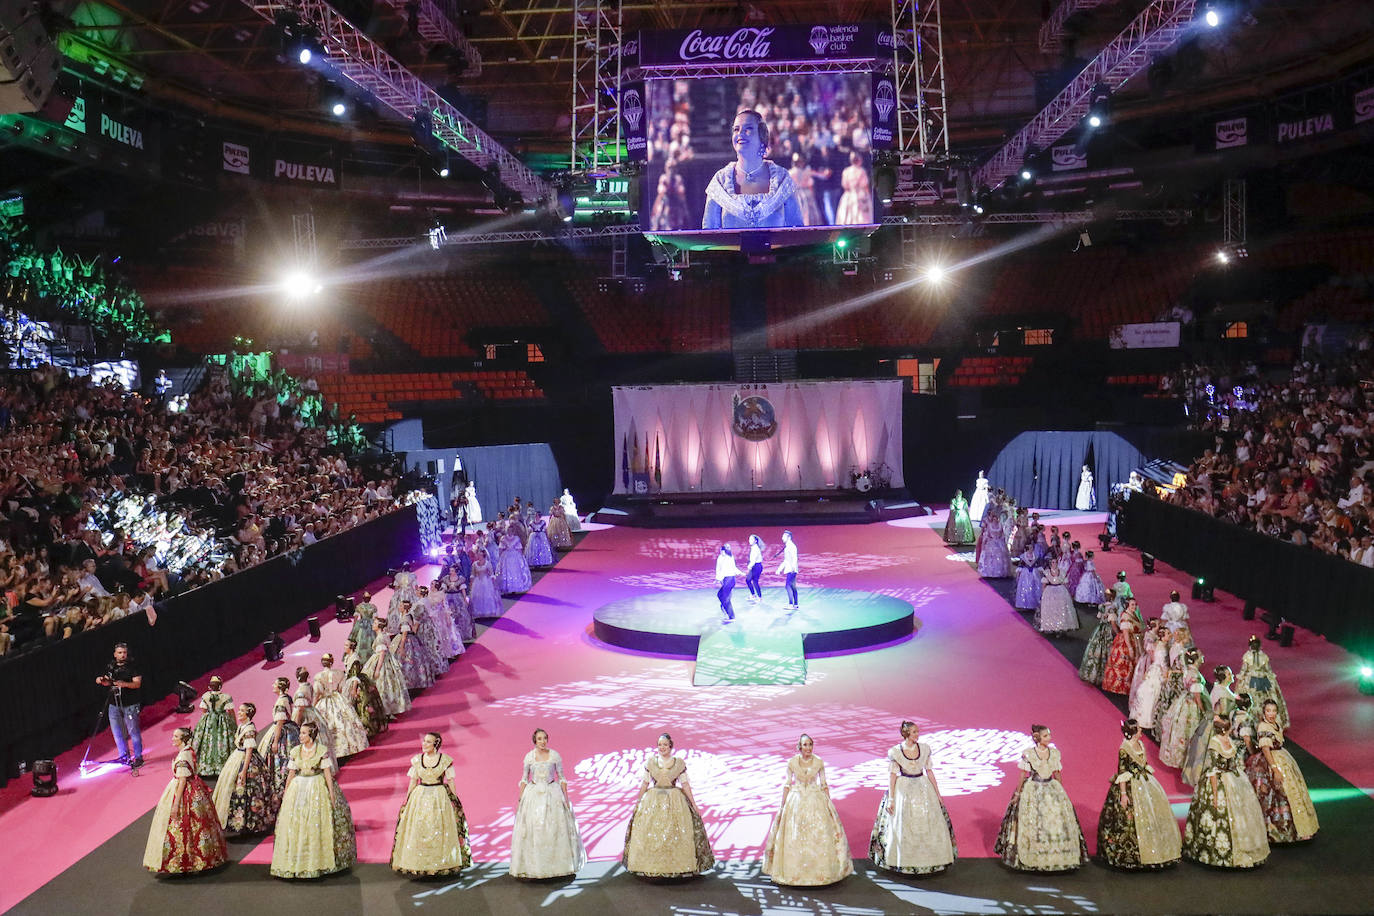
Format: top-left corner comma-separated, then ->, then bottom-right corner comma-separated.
732,114 -> 763,159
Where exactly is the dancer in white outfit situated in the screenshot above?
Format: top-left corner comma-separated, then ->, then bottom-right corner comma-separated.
777,530 -> 800,610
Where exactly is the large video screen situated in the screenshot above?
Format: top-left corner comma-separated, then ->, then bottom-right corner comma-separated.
641,73 -> 877,234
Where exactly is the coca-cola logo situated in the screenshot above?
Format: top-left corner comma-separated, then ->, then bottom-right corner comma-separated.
877,31 -> 896,49
677,27 -> 774,62
619,38 -> 639,58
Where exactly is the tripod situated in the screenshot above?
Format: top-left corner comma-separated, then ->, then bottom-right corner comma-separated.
81,671 -> 141,775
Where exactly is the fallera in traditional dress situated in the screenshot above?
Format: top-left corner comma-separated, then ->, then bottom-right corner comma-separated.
994,745 -> 1089,872
388,570 -> 418,617
1035,564 -> 1078,634
760,754 -> 853,886
1065,550 -> 1086,594
1100,617 -> 1139,696
968,477 -> 989,521
497,534 -> 533,594
391,752 -> 472,876
1244,721 -> 1318,843
143,747 -> 230,875
257,696 -> 300,818
1158,668 -> 1206,768
1129,643 -> 1170,729
1096,737 -> 1181,870
1075,469 -> 1095,510
1013,550 -> 1043,610
525,518 -> 555,567
1073,559 -> 1105,604
943,495 -> 975,546
561,491 -> 582,531
510,749 -> 588,879
623,754 -> 715,878
548,507 -> 573,550
1237,649 -> 1289,728
361,636 -> 412,716
422,594 -> 462,661
468,555 -> 504,618
271,742 -> 357,879
444,581 -> 476,642
1077,606 -> 1115,685
348,602 -> 378,661
411,606 -> 449,678
313,668 -> 370,759
210,722 -> 274,835
189,690 -> 235,777
1150,648 -> 1188,739
868,743 -> 956,877
392,623 -> 435,691
343,653 -> 389,739
977,515 -> 1012,577
1182,734 -> 1269,868
1182,685 -> 1235,786
291,682 -> 337,769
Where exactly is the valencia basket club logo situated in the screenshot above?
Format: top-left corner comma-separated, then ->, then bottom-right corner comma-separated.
732,392 -> 778,441
874,80 -> 895,123
622,89 -> 644,132
809,26 -> 830,55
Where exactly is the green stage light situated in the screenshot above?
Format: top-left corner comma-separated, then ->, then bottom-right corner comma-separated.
835,238 -> 848,250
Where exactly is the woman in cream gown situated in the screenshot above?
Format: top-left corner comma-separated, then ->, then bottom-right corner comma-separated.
1244,700 -> 1318,843
561,489 -> 582,531
313,653 -> 370,759
210,703 -> 273,835
271,723 -> 357,879
1095,719 -> 1181,869
510,728 -> 587,878
143,727 -> 229,875
623,733 -> 715,878
994,725 -> 1089,872
763,734 -> 853,885
869,721 -> 956,876
290,667 -> 336,768
391,732 -> 471,876
1182,717 -> 1270,868
363,618 -> 412,717
548,503 -> 573,550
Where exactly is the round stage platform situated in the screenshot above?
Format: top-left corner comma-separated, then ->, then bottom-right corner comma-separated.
592,586 -> 916,656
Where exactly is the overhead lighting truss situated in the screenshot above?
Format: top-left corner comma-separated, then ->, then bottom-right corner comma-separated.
241,0 -> 548,201
889,0 -> 949,164
570,0 -> 623,174
373,0 -> 482,76
1039,0 -> 1115,55
974,0 -> 1197,191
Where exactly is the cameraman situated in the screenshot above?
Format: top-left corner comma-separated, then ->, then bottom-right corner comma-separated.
94,642 -> 143,768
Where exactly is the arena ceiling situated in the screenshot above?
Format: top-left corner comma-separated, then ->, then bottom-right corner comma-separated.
46,0 -> 1374,158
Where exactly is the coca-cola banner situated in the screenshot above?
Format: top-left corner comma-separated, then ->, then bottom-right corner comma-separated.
636,24 -> 882,68
870,72 -> 896,149
621,81 -> 648,161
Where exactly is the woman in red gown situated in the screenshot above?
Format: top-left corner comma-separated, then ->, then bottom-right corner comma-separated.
1100,607 -> 1140,695
142,726 -> 230,875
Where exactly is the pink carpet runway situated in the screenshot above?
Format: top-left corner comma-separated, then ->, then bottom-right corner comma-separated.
3,515 -> 1369,911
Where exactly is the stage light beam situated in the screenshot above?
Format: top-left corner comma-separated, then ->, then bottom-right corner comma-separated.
1205,8 -> 1220,27
281,270 -> 322,300
298,47 -> 312,64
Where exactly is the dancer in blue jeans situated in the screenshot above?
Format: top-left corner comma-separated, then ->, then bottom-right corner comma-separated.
715,544 -> 740,622
745,534 -> 765,600
777,530 -> 800,610
95,642 -> 144,768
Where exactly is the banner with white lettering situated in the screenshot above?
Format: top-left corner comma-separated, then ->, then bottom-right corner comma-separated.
1050,143 -> 1087,171
1108,321 -> 1181,350
636,24 -> 881,68
621,81 -> 647,162
870,71 -> 896,150
271,139 -> 340,189
1273,88 -> 1340,145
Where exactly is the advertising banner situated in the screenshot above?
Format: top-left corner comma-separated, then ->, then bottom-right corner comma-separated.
1273,89 -> 1340,145
1108,321 -> 1181,350
1351,84 -> 1374,126
870,72 -> 896,149
621,81 -> 647,161
636,24 -> 881,68
270,138 -> 340,189
1050,143 -> 1087,171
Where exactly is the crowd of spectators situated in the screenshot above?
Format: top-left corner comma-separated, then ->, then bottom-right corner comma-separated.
1162,349 -> 1374,566
0,365 -> 416,657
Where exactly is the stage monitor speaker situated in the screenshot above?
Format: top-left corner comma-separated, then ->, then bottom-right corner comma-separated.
307,616 -> 321,639
1278,624 -> 1294,647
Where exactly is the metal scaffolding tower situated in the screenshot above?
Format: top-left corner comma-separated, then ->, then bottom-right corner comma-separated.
371,0 -> 482,76
240,0 -> 548,202
889,0 -> 949,164
570,0 -> 623,174
1224,178 -> 1246,246
291,212 -> 317,265
1039,0 -> 1114,54
974,0 -> 1198,191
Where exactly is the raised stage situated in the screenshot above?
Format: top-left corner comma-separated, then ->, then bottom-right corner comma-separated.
593,491 -> 926,527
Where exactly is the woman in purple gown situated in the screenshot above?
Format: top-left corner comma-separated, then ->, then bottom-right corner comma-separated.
977,510 -> 1012,578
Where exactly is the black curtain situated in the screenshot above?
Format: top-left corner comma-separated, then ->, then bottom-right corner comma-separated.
0,506 -> 421,786
988,431 -> 1147,510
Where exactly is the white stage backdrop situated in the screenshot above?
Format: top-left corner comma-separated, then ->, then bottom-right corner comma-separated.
612,380 -> 904,495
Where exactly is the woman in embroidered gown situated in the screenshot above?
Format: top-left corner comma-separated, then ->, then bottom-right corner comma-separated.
868,722 -> 955,877
943,491 -> 975,546
211,702 -> 273,835
257,678 -> 300,818
1182,665 -> 1237,785
1074,550 -> 1106,604
464,481 -> 483,524
1244,700 -> 1318,843
995,725 -> 1089,872
789,152 -> 823,226
1129,629 -> 1171,729
391,732 -> 471,876
525,513 -> 555,568
1036,558 -> 1078,635
1075,465 -> 1095,510
313,653 -> 369,759
1096,719 -> 1181,870
1128,621 -> 1163,700
497,532 -> 533,595
836,151 -> 874,225
1151,641 -> 1189,739
392,612 -> 436,691
561,488 -> 582,531
189,676 -> 235,777
1100,610 -> 1140,696
423,584 -> 464,662
548,502 -> 573,550
511,727 -> 588,879
702,110 -> 803,229
443,573 -> 476,643
1078,592 -> 1117,685
968,471 -> 990,522
1013,548 -> 1043,611
1237,636 -> 1289,728
362,618 -> 412,716
760,733 -> 852,886
1182,717 -> 1270,868
348,591 -> 377,662
1065,541 -> 1086,594
623,733 -> 715,878
271,723 -> 357,879
468,548 -> 504,618
290,667 -> 336,768
1160,650 -> 1208,769
342,642 -> 388,739
143,727 -> 229,875
977,510 -> 1012,577
388,562 -> 419,618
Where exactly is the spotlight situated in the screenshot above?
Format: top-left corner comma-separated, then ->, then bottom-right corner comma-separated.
1087,114 -> 1102,128
1141,553 -> 1155,574
335,595 -> 356,622
835,237 -> 848,250
174,681 -> 198,714
281,270 -> 322,299
1216,250 -> 1230,264
1199,581 -> 1215,602
925,263 -> 946,283
30,759 -> 57,797
1020,168 -> 1033,182
1204,6 -> 1220,27
298,46 -> 313,64
1361,664 -> 1374,695
307,616 -> 322,640
262,631 -> 285,662
331,100 -> 346,117
1191,576 -> 1204,600
1098,532 -> 1113,552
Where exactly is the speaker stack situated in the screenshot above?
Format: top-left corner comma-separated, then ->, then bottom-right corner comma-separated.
1,0 -> 60,115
